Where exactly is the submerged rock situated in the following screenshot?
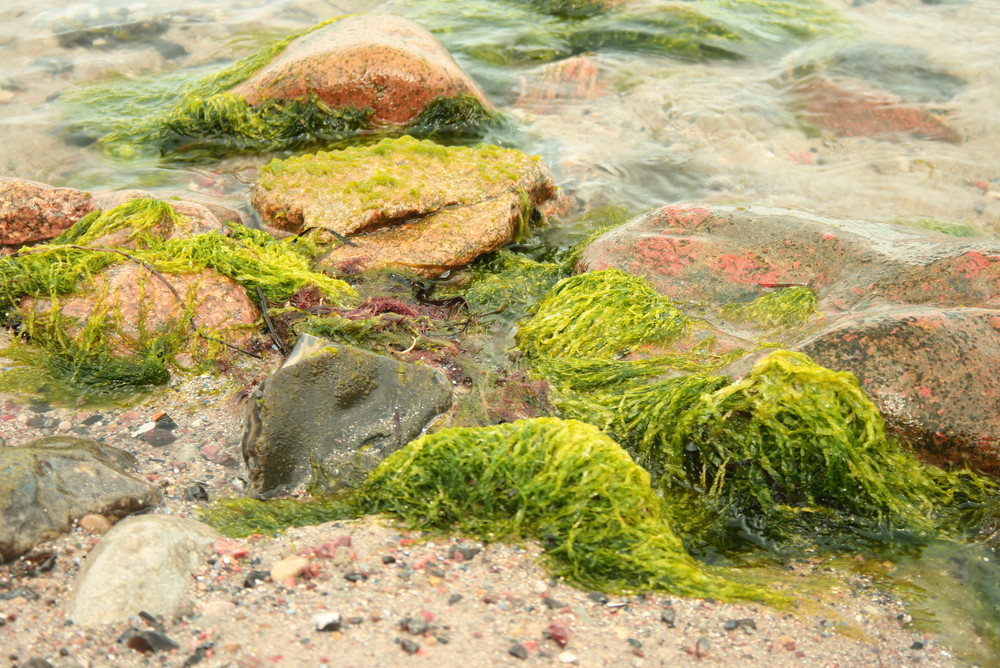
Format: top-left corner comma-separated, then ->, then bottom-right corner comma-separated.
230,14 -> 492,128
252,136 -> 556,277
241,333 -> 453,496
0,437 -> 161,562
68,515 -> 218,626
577,205 -> 1000,474
0,178 -> 94,249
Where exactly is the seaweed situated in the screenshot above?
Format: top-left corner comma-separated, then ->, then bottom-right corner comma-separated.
517,268 -> 691,360
719,285 -> 820,329
565,350 -> 997,548
0,198 -> 358,402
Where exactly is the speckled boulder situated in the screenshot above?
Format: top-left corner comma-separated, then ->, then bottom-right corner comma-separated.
579,205 -> 1000,475
0,437 -> 162,562
579,204 -> 1000,311
0,178 -> 94,249
252,136 -> 556,277
797,307 -> 1000,476
230,14 -> 491,126
241,334 -> 453,496
25,264 -> 260,356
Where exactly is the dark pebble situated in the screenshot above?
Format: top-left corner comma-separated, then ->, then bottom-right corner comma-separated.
155,414 -> 178,430
695,637 -> 710,658
400,638 -> 420,654
448,544 -> 482,562
382,555 -> 396,564
627,638 -> 642,648
243,570 -> 269,588
447,593 -> 463,605
723,618 -> 756,633
120,629 -> 180,653
0,587 -> 39,601
348,616 -> 364,625
542,596 -> 565,609
660,606 -> 676,627
143,428 -> 177,447
436,636 -> 449,645
911,641 -> 924,650
344,571 -> 368,583
587,591 -> 609,604
181,642 -> 213,667
28,403 -> 51,413
81,413 -> 103,426
183,483 -> 210,502
20,659 -> 53,668
400,616 -> 428,635
509,643 -> 528,660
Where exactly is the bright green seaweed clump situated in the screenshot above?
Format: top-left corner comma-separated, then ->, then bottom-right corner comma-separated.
0,198 -> 357,402
566,350 -> 997,548
355,417 -> 773,600
719,285 -> 820,329
62,19 -> 504,160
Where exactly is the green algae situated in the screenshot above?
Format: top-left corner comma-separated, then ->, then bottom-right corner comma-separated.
563,350 -> 997,548
517,268 -> 691,360
394,0 -> 852,73
0,198 -> 358,402
205,417 -> 776,601
719,285 -> 820,329
893,216 -> 981,238
63,18 -> 505,161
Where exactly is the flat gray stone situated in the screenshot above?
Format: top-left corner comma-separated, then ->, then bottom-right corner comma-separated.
68,514 -> 218,626
241,334 -> 453,496
0,437 -> 162,562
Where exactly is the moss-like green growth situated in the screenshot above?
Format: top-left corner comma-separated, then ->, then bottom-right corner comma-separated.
517,268 -> 691,360
719,285 -> 820,329
397,0 -> 851,70
361,417 -> 776,600
462,249 -> 565,325
63,18 -> 506,161
0,198 -> 357,403
565,350 -> 997,547
200,496 -> 354,538
893,216 -> 981,238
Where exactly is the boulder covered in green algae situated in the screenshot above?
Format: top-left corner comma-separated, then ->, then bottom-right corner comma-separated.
67,15 -> 501,160
0,437 -> 162,562
252,136 -> 556,277
0,198 -> 358,403
241,334 -> 453,496
575,204 -> 1000,475
515,267 -> 997,548
355,417 -> 772,600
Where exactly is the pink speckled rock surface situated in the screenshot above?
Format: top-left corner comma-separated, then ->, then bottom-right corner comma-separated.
0,177 -> 94,248
230,14 -> 491,126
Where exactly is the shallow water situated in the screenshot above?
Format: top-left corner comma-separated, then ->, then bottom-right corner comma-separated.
2,0 -> 999,661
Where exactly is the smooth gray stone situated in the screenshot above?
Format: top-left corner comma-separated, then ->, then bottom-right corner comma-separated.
68,514 -> 218,626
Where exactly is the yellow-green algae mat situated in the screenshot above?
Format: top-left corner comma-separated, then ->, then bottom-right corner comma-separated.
203,417 -> 776,603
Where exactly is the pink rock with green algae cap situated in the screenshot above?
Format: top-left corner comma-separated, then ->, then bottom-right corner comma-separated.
229,14 -> 492,127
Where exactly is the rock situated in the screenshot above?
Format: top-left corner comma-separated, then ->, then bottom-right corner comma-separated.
0,437 -> 161,562
120,628 -> 181,653
313,612 -> 342,632
578,204 -> 1000,311
795,78 -> 958,142
797,306 -> 1000,476
230,14 -> 492,128
0,177 -> 94,249
578,205 -> 1000,473
252,136 -> 556,277
515,55 -> 608,114
68,514 -> 218,626
270,555 -> 310,583
29,264 -> 260,356
241,333 -> 453,495
78,514 -> 113,535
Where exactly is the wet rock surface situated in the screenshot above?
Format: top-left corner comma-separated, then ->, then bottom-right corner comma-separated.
0,436 -> 161,562
0,177 -> 94,248
241,334 -> 453,496
230,14 -> 491,127
579,204 -> 1000,473
68,514 -> 218,626
252,136 -> 556,276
